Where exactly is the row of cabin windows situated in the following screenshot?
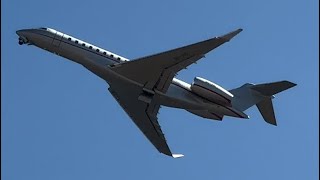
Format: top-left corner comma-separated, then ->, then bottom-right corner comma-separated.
66,37 -> 121,61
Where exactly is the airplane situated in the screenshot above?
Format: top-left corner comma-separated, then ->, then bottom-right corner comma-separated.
16,27 -> 296,158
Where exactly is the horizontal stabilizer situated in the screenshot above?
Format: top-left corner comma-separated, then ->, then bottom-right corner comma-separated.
172,154 -> 184,158
251,81 -> 296,96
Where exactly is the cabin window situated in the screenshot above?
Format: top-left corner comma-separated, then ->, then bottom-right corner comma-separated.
75,40 -> 78,44
110,54 -> 114,58
82,43 -> 85,46
68,38 -> 71,41
96,49 -> 100,52
117,57 -> 121,61
103,52 -> 106,55
89,46 -> 92,49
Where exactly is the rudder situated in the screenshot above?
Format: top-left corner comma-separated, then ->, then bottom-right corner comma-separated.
256,97 -> 277,125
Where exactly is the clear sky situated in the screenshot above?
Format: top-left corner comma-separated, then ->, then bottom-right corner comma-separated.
2,0 -> 319,179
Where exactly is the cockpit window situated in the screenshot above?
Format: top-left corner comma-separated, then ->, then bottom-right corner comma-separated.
39,27 -> 47,30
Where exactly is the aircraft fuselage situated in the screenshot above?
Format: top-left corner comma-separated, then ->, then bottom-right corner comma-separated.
16,28 -> 248,120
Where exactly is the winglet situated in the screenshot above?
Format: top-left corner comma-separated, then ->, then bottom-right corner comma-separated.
220,28 -> 243,41
172,154 -> 184,158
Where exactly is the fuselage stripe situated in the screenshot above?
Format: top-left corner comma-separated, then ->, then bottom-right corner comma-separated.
35,32 -> 122,64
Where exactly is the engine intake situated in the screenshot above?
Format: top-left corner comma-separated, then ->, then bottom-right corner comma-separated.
191,77 -> 233,105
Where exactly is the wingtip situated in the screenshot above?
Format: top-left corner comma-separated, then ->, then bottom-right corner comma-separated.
220,28 -> 243,41
266,119 -> 277,126
279,81 -> 297,90
284,81 -> 297,88
172,154 -> 184,158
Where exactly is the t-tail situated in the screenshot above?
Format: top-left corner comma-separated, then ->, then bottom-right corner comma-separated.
229,81 -> 296,125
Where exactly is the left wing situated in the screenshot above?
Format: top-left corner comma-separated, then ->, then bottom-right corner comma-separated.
108,81 -> 183,158
111,28 -> 242,94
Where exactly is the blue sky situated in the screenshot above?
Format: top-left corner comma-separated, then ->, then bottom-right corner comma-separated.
2,0 -> 319,179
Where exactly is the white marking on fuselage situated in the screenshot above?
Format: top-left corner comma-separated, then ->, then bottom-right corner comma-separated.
34,28 -> 129,67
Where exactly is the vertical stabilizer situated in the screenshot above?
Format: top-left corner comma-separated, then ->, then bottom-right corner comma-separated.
256,97 -> 277,125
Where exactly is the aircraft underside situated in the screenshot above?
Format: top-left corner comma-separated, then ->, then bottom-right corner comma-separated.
16,27 -> 296,158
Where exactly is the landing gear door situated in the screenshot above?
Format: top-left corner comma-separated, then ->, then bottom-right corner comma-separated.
52,31 -> 63,47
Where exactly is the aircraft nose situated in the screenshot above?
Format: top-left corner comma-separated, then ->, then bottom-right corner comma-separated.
16,30 -> 22,36
16,29 -> 29,36
16,29 -> 32,45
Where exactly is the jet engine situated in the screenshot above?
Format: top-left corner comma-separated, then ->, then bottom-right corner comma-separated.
191,77 -> 234,105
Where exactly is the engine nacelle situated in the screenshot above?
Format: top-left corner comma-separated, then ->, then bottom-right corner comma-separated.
191,77 -> 234,105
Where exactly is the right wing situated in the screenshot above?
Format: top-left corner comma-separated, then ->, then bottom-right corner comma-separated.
111,28 -> 243,94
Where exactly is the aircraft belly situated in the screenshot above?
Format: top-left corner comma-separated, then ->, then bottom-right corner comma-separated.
158,83 -> 206,110
205,103 -> 249,119
187,109 -> 223,120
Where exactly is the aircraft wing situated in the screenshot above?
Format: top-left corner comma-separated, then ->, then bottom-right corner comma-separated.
108,81 -> 183,158
111,28 -> 242,93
